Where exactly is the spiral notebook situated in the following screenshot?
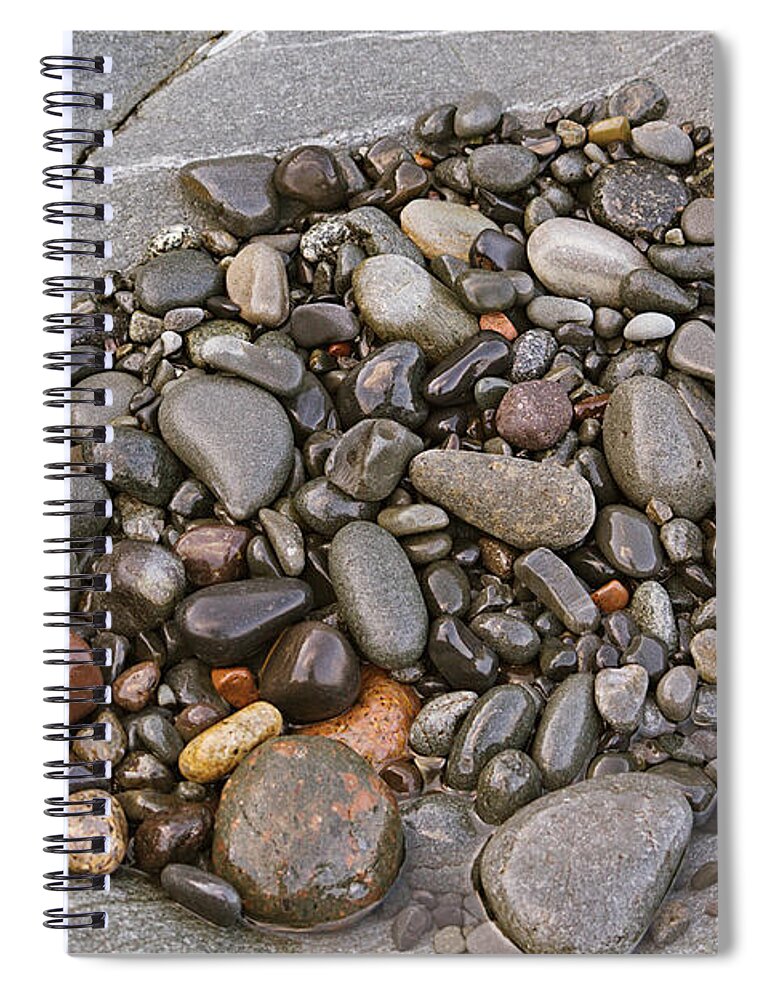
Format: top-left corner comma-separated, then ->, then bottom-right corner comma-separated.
43,30 -> 717,955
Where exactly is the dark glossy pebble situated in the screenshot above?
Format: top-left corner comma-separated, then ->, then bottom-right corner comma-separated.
428,615 -> 499,693
468,144 -> 540,193
283,371 -> 338,441
415,103 -> 457,143
586,752 -> 636,779
336,341 -> 428,430
85,426 -> 185,507
290,302 -> 360,347
521,127 -> 561,157
469,613 -> 540,665
456,270 -> 518,314
401,531 -> 453,565
134,803 -> 214,872
119,789 -> 178,823
573,447 -> 621,506
434,156 -> 472,194
453,90 -> 502,139
135,711 -> 185,767
420,560 -> 471,617
530,673 -> 602,790
590,160 -> 690,239
422,406 -> 468,441
134,250 -> 225,316
495,380 -> 573,450
175,578 -> 313,666
445,685 -> 538,791
174,523 -> 252,587
540,637 -> 578,681
114,750 -> 175,793
621,633 -> 669,682
608,78 -> 668,124
293,477 -> 379,536
620,268 -> 698,315
566,545 -> 617,589
475,749 -> 542,824
165,658 -> 230,714
430,253 -> 469,288
647,761 -> 716,816
666,371 -> 716,447
600,348 -> 663,391
595,504 -> 664,579
604,610 -> 639,650
246,534 -> 282,578
175,702 -> 228,742
422,333 -> 511,407
180,154 -> 279,237
515,548 -> 600,635
206,295 -> 241,320
273,145 -> 347,210
303,540 -> 337,607
378,160 -> 430,210
259,621 -> 360,723
475,188 -> 526,226
161,863 -> 242,927
648,244 -> 714,282
510,329 -> 558,382
379,758 -> 424,800
363,136 -> 413,178
302,430 -> 340,478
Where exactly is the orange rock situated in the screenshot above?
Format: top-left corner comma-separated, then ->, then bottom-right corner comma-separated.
68,632 -> 103,724
479,312 -> 517,340
300,666 -> 420,766
574,393 -> 611,422
328,341 -> 352,358
414,152 -> 434,169
591,579 -> 630,613
211,666 -> 260,709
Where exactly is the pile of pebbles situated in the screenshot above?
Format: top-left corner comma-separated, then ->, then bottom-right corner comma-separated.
66,76 -> 716,954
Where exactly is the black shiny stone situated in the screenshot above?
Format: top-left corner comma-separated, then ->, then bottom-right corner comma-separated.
336,341 -> 428,430
283,372 -> 339,441
470,228 -> 528,272
428,615 -> 499,692
420,560 -> 471,617
422,333 -> 511,407
595,504 -> 664,579
621,633 -> 668,682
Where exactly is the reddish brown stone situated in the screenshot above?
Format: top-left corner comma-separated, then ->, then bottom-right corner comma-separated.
480,312 -> 517,340
590,579 -> 630,613
574,393 -> 611,422
174,523 -> 252,587
68,632 -> 104,723
495,380 -> 573,450
479,536 -> 515,578
112,660 -> 161,712
175,702 -> 229,741
211,666 -> 260,709
327,341 -> 352,358
134,803 -> 214,872
379,758 -> 424,800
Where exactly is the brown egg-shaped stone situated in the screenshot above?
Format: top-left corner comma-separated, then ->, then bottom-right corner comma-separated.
495,380 -> 573,450
67,790 -> 128,876
68,632 -> 104,723
134,802 -> 214,872
174,523 -> 252,586
259,621 -> 361,723
112,660 -> 161,712
274,145 -> 348,210
300,666 -> 420,765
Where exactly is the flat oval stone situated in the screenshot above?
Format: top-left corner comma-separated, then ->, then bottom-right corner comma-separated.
400,200 -> 501,262
134,249 -> 224,316
175,578 -> 314,665
420,559 -> 471,617
377,503 -> 449,537
160,864 -> 242,927
428,615 -> 499,693
113,660 -> 160,712
336,341 -> 428,429
648,243 -> 714,281
174,523 -> 251,586
409,690 -> 478,757
468,613 -> 540,664
422,333 -> 511,406
456,270 -> 517,314
594,664 -> 649,733
527,218 -> 651,308
624,312 -> 676,342
92,540 -> 186,637
352,254 -> 477,363
67,790 -> 128,875
475,749 -> 542,824
526,296 -> 594,330
198,335 -> 304,397
530,673 -> 601,790
225,243 -> 289,327
178,701 -> 282,783
590,160 -> 690,239
259,621 -> 360,723
602,375 -> 715,519
667,320 -> 715,382
274,145 -> 347,210
656,664 -> 698,722
468,144 -> 539,193
212,735 -> 403,927
608,79 -> 669,125
159,374 -> 294,522
595,503 -> 664,579
258,508 -> 305,577
681,198 -> 714,245
514,547 -> 600,634
631,121 -> 694,165
480,773 -> 692,953
290,302 -> 360,347
329,521 -> 428,669
495,380 -> 573,450
180,154 -> 279,237
453,90 -> 502,138
325,418 -> 423,501
620,269 -> 698,315
409,450 -> 595,550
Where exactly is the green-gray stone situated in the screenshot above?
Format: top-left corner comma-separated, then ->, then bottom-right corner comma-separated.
198,334 -> 305,397
530,673 -> 601,790
325,419 -> 423,501
91,540 -> 186,637
408,690 -> 478,757
134,249 -> 224,315
71,371 -> 142,428
475,749 -> 542,824
293,477 -> 379,537
84,426 -> 185,506
468,613 -> 540,664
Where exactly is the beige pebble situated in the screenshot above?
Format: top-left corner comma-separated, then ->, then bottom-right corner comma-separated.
691,627 -> 717,684
225,243 -> 289,326
67,789 -> 128,876
178,701 -> 283,783
400,199 -> 499,261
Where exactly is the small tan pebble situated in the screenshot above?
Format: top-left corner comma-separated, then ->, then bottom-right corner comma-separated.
178,700 -> 282,782
433,925 -> 467,954
67,790 -> 128,876
690,861 -> 718,891
649,899 -> 691,947
691,628 -> 717,684
200,228 -> 239,257
646,497 -> 674,525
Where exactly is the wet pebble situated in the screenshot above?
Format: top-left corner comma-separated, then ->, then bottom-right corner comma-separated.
495,380 -> 573,450
92,541 -> 186,637
178,701 -> 283,783
594,664 -> 648,733
274,145 -> 347,209
325,418 -> 423,501
475,749 -> 542,824
595,504 -> 664,578
160,863 -> 242,927
668,320 -> 715,383
134,803 -> 214,872
134,250 -> 224,316
530,673 -> 601,789
225,243 -> 289,327
408,690 -> 478,757
67,790 -> 129,875
174,523 -> 251,586
400,199 -> 500,262
180,154 -> 279,236
428,615 -> 499,693
336,341 -> 428,429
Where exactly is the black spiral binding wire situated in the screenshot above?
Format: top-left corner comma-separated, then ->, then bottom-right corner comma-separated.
42,51 -> 112,932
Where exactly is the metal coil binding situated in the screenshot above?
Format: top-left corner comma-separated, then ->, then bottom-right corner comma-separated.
42,51 -> 111,930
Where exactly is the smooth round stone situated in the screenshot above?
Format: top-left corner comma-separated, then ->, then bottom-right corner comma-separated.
469,613 -> 540,665
691,628 -> 717,684
510,328 -> 558,382
666,370 -> 716,446
453,90 -> 502,138
259,621 -> 360,723
352,254 -> 477,363
590,160 -> 690,239
594,665 -> 649,733
336,341 -> 428,429
400,200 -> 501,262
290,302 -> 360,347
159,374 -> 294,522
656,664 -> 698,722
85,425 -> 185,507
475,749 -> 542,824
160,864 -> 241,928
630,581 -> 678,652
211,666 -> 260,709
531,673 -> 601,790
67,790 -> 128,875
257,508 -> 305,576
73,707 -> 127,765
526,296 -> 593,330
329,521 -> 428,669
624,312 -> 676,342
212,736 -> 402,927
135,711 -> 185,767
470,229 -> 527,271
113,661 -> 161,712
273,145 -> 347,209
595,503 -> 664,579
301,666 -> 420,766
225,243 -> 289,327
480,773 -> 692,954
631,120 -> 694,165
681,198 -> 714,245
416,102 -> 456,143
446,686 -> 537,790
71,371 -> 142,428
401,530 -> 453,565
134,250 -> 224,316
91,540 -> 185,637
601,348 -> 664,391
198,335 -> 304,397
378,503 -> 449,537
175,578 -> 313,665
667,320 -> 715,383
456,270 -> 517,314
409,450 -> 596,550
325,418 -> 423,501
180,154 -> 279,237
428,615 -> 499,693
422,333 -> 511,406
467,144 -> 539,193
495,380 -> 573,450
185,319 -> 251,367
620,269 -> 698,315
608,78 -> 669,125
527,218 -> 651,308
420,560 -> 471,617
293,477 -> 378,536
178,701 -> 282,783
134,803 -> 214,872
648,243 -> 714,281
114,750 -> 175,793
408,690 -> 478,757
602,375 -> 715,520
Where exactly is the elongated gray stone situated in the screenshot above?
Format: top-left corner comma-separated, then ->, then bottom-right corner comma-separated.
400,199 -> 500,261
527,217 -> 651,308
515,547 -> 600,635
409,450 -> 595,550
530,674 -> 601,789
480,773 -> 693,953
198,334 -> 304,397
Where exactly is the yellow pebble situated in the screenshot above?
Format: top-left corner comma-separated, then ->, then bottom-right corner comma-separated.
587,116 -> 632,147
179,701 -> 283,783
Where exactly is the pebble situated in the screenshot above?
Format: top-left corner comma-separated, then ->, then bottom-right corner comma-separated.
178,701 -> 282,783
420,560 -> 471,617
400,531 -> 453,565
160,863 -> 242,927
290,302 -> 360,347
608,79 -> 669,125
630,580 -> 679,651
469,613 -> 540,664
422,333 -> 511,406
73,707 -> 127,766
453,90 -> 502,138
624,312 -> 676,342
647,760 -> 716,816
515,548 -> 600,634
292,476 -> 377,536
408,690 -> 478,757
620,268 -> 698,315
134,711 -> 185,766
258,621 -> 360,723
158,374 -> 294,522
531,673 -> 601,789
602,375 -> 715,520
631,121 -> 694,165
198,334 -> 304,397
428,615 -> 499,693
225,243 -> 290,327
467,144 -> 539,193
164,306 -> 205,333
92,540 -> 186,637
495,379 -> 573,450
660,517 -> 703,564
526,295 -> 594,330
668,320 -> 716,382
66,790 -> 129,876
409,450 -> 596,551
595,503 -> 664,578
510,328 -> 558,382
455,270 -> 517,314
212,735 -> 402,926
180,154 -> 279,236
433,926 -> 467,954
594,665 -> 649,733
465,920 -> 523,954
527,217 -> 650,308
648,243 -> 714,282
691,860 -> 719,891
258,508 -> 305,576
134,803 -> 214,872
377,503 -> 449,537
174,523 -> 251,586
471,229 -> 527,272
691,628 -> 717,684
71,371 -> 143,428
329,521 -> 428,669
114,750 -> 175,793
336,341 -> 428,429
273,145 -> 347,209
401,793 -> 487,898
133,249 -> 224,316
656,664 -> 698,722
210,667 -> 260,709
325,418 -> 423,501
590,160 -> 690,239
113,661 -> 161,713
681,198 -> 714,245
84,425 -> 185,507
352,253 -> 477,362
480,773 -> 692,953
400,199 -> 500,262
475,749 -> 542,824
